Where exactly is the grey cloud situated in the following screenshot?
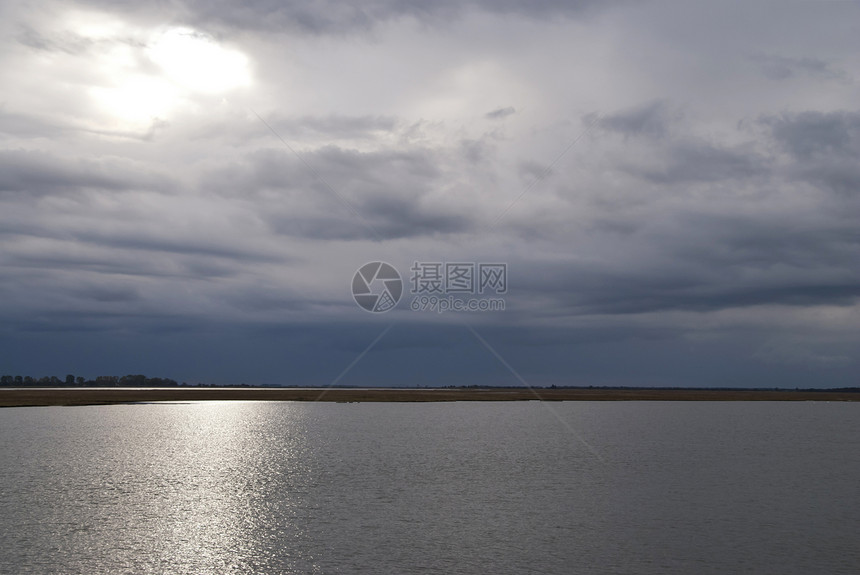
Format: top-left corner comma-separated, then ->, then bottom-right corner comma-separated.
459,138 -> 491,164
517,240 -> 860,317
68,231 -> 283,263
2,250 -> 246,280
2,0 -> 859,388
203,144 -> 473,240
16,24 -> 93,53
681,212 -> 860,270
593,101 -> 677,139
265,191 -> 472,241
264,204 -> 469,241
763,110 -> 860,159
0,151 -> 281,299
73,283 -> 141,303
590,103 -> 768,186
506,110 -> 860,318
628,141 -> 767,184
14,22 -> 148,57
754,337 -> 854,368
77,0 -> 615,34
0,109 -> 71,140
0,150 -> 122,195
580,277 -> 860,316
0,149 -> 173,196
225,285 -> 320,313
751,53 -> 850,82
595,107 -> 859,197
358,192 -> 471,237
2,308 -> 199,334
762,110 -> 860,196
486,107 -> 516,120
84,119 -> 171,143
267,115 -> 399,140
800,161 -> 860,197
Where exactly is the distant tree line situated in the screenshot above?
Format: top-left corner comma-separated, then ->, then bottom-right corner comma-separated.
0,374 -> 181,387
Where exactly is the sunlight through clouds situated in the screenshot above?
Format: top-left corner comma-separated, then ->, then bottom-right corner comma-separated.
148,27 -> 251,94
91,76 -> 179,125
78,18 -> 252,127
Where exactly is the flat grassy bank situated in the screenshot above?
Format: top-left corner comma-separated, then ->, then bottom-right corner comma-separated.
1,387 -> 858,407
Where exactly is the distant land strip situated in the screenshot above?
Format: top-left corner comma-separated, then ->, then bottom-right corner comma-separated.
1,387 -> 859,407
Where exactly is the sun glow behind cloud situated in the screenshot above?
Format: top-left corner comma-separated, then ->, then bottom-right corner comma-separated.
86,22 -> 251,127
92,76 -> 179,125
148,27 -> 251,94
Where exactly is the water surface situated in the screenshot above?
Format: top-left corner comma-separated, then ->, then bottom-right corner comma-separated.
0,401 -> 857,574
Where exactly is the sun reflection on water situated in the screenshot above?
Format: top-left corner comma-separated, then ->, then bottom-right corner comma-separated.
140,401 -> 316,573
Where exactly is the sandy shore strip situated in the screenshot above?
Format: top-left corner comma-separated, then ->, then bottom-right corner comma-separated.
1,387 -> 858,407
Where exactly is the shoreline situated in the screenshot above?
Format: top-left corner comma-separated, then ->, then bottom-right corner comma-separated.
1,387 -> 858,407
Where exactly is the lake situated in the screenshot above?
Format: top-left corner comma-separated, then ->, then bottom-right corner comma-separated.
0,401 -> 857,574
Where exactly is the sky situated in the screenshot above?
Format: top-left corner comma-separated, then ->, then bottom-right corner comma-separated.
1,0 -> 859,387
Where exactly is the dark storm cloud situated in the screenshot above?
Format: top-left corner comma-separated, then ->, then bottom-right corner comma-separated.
0,147 -> 279,333
502,105 -> 860,320
571,270 -> 860,316
202,144 -> 473,240
268,194 -> 471,241
515,227 -> 860,316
